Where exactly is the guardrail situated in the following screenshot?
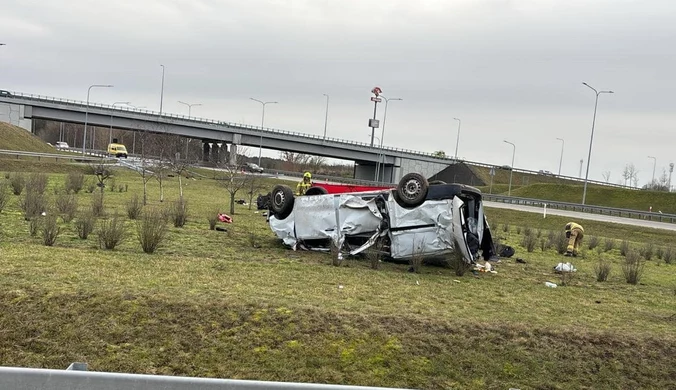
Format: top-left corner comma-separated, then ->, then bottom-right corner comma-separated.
0,89 -> 640,190
483,194 -> 676,224
0,365 -> 412,390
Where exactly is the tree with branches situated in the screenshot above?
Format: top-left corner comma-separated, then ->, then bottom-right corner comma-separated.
217,151 -> 258,215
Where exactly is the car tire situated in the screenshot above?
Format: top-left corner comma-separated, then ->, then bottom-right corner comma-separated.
271,185 -> 295,219
305,186 -> 328,196
395,173 -> 429,207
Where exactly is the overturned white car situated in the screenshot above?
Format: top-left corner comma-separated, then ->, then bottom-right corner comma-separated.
267,173 -> 497,264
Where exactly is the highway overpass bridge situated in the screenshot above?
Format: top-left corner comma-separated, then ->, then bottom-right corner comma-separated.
0,90 -> 453,183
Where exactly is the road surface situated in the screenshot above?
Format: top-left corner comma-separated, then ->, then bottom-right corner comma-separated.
485,201 -> 676,232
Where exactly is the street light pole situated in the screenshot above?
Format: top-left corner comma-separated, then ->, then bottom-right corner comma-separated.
159,65 -> 165,115
250,98 -> 278,166
556,137 -> 564,175
110,101 -> 131,145
581,82 -> 613,205
322,94 -> 329,140
453,118 -> 461,160
126,104 -> 146,155
83,84 -> 113,154
178,101 -> 202,117
375,96 -> 402,181
503,140 -> 515,196
648,156 -> 657,185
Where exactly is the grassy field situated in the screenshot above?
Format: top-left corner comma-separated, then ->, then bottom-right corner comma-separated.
507,183 -> 676,214
0,166 -> 675,389
0,123 -> 56,153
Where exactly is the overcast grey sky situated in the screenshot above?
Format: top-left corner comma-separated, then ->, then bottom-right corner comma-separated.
2,0 -> 675,184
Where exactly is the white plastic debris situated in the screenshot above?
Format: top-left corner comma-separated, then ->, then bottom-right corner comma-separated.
554,262 -> 577,273
416,281 -> 420,285
545,282 -> 557,288
338,285 -> 344,289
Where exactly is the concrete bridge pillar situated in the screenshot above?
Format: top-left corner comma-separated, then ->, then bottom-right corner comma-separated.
202,141 -> 211,162
229,144 -> 237,166
211,143 -> 220,163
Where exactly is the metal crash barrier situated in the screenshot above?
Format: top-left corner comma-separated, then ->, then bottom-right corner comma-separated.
0,365 -> 414,390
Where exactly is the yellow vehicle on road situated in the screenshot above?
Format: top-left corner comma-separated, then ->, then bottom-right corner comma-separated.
107,143 -> 128,158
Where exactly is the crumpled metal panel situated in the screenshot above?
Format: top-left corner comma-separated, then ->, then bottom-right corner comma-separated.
386,197 -> 455,259
269,210 -> 297,248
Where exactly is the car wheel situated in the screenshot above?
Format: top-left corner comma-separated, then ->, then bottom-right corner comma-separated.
395,173 -> 429,207
305,186 -> 328,196
270,185 -> 295,219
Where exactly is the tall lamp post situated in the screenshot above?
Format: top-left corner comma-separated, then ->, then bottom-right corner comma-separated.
178,101 -> 202,117
503,140 -> 516,196
250,98 -> 278,166
83,84 -> 113,154
581,82 -> 613,205
556,137 -> 564,175
375,96 -> 402,182
126,104 -> 146,155
110,101 -> 130,145
453,118 -> 461,160
159,65 -> 165,115
648,156 -> 657,185
322,94 -> 329,140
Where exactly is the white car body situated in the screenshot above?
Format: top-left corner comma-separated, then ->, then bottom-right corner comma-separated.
268,183 -> 496,263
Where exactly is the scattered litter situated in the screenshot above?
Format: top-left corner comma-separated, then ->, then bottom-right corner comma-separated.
254,211 -> 259,214
545,282 -> 557,288
489,270 -> 498,274
41,212 -> 47,216
338,285 -> 344,289
218,213 -> 233,223
215,227 -> 228,232
416,280 -> 420,285
453,280 -> 461,283
516,258 -> 527,264
554,262 -> 577,273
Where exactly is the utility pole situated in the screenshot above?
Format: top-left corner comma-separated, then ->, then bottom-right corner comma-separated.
159,65 -> 165,115
579,159 -> 583,178
368,87 -> 382,148
322,94 -> 329,140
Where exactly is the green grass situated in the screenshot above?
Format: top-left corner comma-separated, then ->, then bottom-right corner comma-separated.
508,183 -> 676,214
0,168 -> 675,389
0,123 -> 56,153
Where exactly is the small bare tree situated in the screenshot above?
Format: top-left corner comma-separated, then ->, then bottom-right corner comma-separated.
167,135 -> 196,200
246,174 -> 267,210
218,151 -> 256,215
602,171 -> 611,183
133,129 -> 155,205
88,159 -> 114,194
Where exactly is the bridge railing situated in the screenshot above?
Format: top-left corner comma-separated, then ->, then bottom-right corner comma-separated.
1,90 -> 638,190
483,194 -> 676,224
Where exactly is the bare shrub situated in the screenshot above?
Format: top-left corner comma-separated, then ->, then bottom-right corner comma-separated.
55,193 -> 78,222
516,226 -> 522,235
639,243 -> 654,261
64,171 -> 85,194
622,251 -> 645,285
553,231 -> 568,254
28,217 -> 41,236
655,247 -> 664,260
547,230 -> 555,242
620,240 -> 630,257
137,208 -> 168,254
540,238 -> 547,252
118,185 -> 124,193
604,238 -> 615,252
365,242 -> 383,270
594,260 -> 611,282
448,251 -> 470,276
409,238 -> 426,273
9,173 -> 26,195
98,214 -> 126,250
522,234 -> 537,252
170,198 -> 189,228
19,190 -> 46,220
246,226 -> 261,248
85,181 -> 96,193
26,173 -> 48,195
0,181 -> 9,213
664,247 -> 674,264
91,192 -> 105,217
41,213 -> 61,246
588,235 -> 600,250
75,212 -> 96,239
108,177 -> 117,193
125,194 -> 143,220
536,229 -> 542,238
207,208 -> 220,230
502,223 -> 509,233
523,226 -> 533,237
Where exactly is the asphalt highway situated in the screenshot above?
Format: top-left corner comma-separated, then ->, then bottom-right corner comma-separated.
484,201 -> 676,232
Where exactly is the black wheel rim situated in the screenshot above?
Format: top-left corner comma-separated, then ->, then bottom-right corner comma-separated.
274,191 -> 285,207
403,179 -> 421,200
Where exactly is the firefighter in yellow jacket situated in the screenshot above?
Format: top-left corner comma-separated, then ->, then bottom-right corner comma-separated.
564,222 -> 584,257
296,172 -> 313,196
